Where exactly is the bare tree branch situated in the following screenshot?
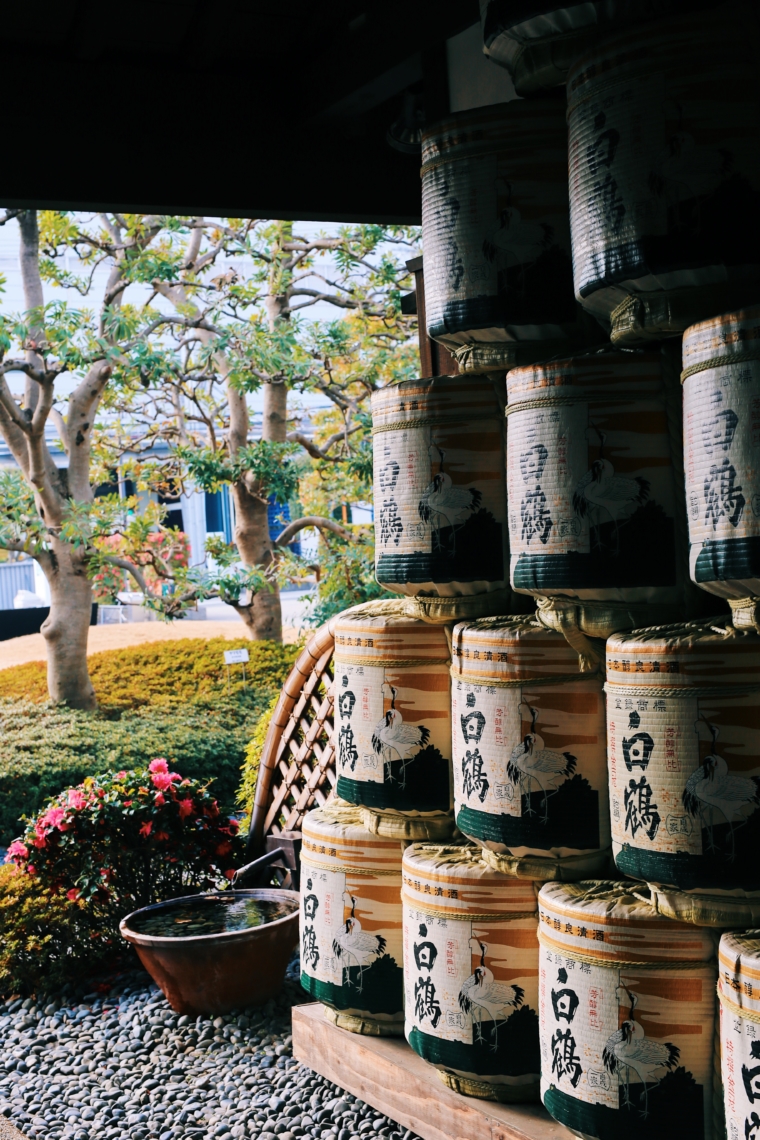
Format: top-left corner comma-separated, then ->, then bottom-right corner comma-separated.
274,515 -> 353,548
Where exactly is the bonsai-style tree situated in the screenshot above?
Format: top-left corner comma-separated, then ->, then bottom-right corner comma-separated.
0,209 -> 418,708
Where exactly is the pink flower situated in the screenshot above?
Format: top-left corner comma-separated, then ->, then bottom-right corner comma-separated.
215,840 -> 232,857
139,821 -> 153,838
41,806 -> 66,830
115,770 -> 127,781
178,798 -> 194,820
6,841 -> 28,862
68,788 -> 87,811
154,792 -> 166,807
151,770 -> 180,792
66,888 -> 80,902
149,758 -> 169,775
224,868 -> 236,880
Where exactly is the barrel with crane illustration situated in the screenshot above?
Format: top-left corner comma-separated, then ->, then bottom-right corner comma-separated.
606,619 -> 760,918
372,376 -> 523,624
717,930 -> 760,1140
538,881 -> 719,1140
450,616 -> 610,880
299,803 -> 405,1035
567,3 -> 760,346
506,349 -> 701,669
682,305 -> 760,630
479,0 -> 719,97
332,600 -> 455,839
421,100 -> 591,375
402,844 -> 540,1101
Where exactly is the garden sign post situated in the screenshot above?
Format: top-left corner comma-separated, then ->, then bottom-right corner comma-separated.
224,648 -> 250,694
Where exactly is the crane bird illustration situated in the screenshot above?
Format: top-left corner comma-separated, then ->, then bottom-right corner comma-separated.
572,428 -> 650,554
481,189 -> 554,271
458,939 -> 525,1050
506,704 -> 577,821
418,447 -> 481,554
371,685 -> 430,788
332,894 -> 387,991
602,987 -> 680,1117
682,720 -> 760,857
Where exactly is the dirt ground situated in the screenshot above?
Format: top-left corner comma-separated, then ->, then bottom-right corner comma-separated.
0,620 -> 301,671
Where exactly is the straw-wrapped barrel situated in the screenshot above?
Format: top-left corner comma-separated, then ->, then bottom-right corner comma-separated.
402,844 -> 540,1102
683,305 -> 760,631
480,0 -> 719,97
372,375 -> 520,624
718,930 -> 760,1140
506,349 -> 694,668
567,4 -> 760,345
539,881 -> 719,1140
451,616 -> 610,880
421,101 -> 587,375
606,619 -> 760,917
299,803 -> 404,1035
333,601 -> 454,839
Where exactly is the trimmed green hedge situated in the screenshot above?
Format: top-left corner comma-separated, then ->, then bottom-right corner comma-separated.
0,696 -> 268,846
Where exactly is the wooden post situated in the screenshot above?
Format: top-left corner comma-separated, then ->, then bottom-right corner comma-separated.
406,255 -> 459,378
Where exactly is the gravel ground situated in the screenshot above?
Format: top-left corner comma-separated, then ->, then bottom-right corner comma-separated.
0,961 -> 418,1140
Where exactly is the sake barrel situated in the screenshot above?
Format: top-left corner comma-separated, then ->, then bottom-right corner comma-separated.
606,619 -> 760,907
421,101 -> 589,375
718,930 -> 760,1140
539,881 -> 719,1140
567,4 -> 760,345
402,843 -> 540,1102
683,306 -> 760,629
506,349 -> 697,667
372,375 -> 522,623
299,803 -> 404,1035
450,616 -> 610,881
333,600 -> 455,839
480,0 -> 718,97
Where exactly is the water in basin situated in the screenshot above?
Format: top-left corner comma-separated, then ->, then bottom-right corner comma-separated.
130,894 -> 297,938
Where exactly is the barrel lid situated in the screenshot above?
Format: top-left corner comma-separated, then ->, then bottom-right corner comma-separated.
606,618 -> 760,688
682,305 -> 760,376
451,615 -> 590,683
507,350 -> 662,408
301,803 -> 404,874
420,98 -> 567,170
371,374 -> 503,429
333,600 -> 450,665
402,843 -> 538,917
718,930 -> 760,1018
538,880 -> 716,964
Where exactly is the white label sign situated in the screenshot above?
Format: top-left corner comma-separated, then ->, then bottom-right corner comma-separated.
224,649 -> 250,665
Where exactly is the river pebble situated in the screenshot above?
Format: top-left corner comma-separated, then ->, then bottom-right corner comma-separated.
0,960 -> 420,1140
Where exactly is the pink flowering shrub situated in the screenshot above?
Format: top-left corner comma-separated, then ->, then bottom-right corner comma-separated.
4,760 -> 244,981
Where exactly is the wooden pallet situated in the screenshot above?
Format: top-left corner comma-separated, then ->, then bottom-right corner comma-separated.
292,1004 -> 566,1140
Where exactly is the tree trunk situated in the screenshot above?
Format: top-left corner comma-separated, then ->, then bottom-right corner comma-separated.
40,540 -> 96,710
262,378 -> 288,442
229,480 -> 282,640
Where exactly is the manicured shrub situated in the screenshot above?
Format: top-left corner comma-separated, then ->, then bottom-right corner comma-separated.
2,761 -> 244,994
0,637 -> 299,707
0,698 -> 257,846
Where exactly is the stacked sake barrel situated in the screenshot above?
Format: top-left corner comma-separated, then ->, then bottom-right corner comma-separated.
332,600 -> 455,839
479,0 -> 718,97
566,3 -> 760,346
718,930 -> 760,1140
605,618 -> 760,927
371,374 -> 525,623
299,802 -> 405,1035
450,615 -> 610,880
420,100 -> 596,376
402,844 -> 541,1102
538,881 -> 720,1140
505,349 -> 699,667
682,306 -> 760,632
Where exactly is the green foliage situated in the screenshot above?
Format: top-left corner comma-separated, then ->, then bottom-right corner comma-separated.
0,863 -> 115,996
0,470 -> 48,556
0,699 -> 260,847
2,762 -> 243,995
237,693 -> 278,829
305,528 -> 391,625
180,440 -> 299,503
